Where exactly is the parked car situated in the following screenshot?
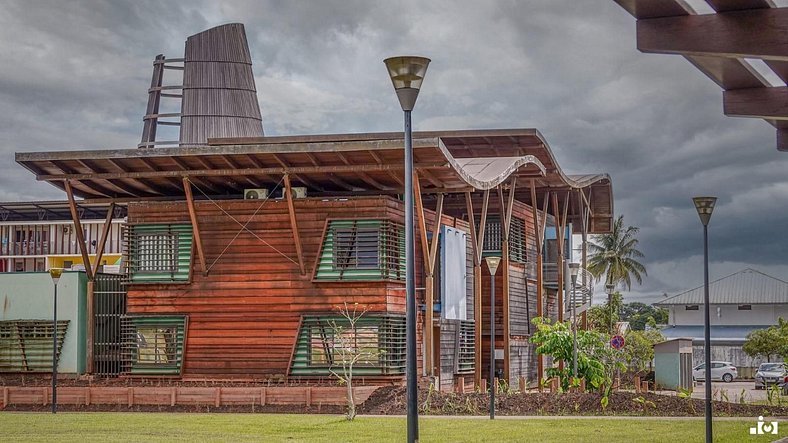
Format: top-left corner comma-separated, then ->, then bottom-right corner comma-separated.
692,361 -> 738,382
755,363 -> 788,390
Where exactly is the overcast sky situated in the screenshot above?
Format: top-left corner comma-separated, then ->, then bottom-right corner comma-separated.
2,0 -> 787,303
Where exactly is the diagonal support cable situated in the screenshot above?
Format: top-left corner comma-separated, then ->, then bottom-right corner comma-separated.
186,177 -> 300,271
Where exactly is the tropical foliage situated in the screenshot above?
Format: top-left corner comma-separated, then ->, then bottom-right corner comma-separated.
529,317 -> 624,392
622,329 -> 664,372
742,318 -> 788,363
587,215 -> 647,291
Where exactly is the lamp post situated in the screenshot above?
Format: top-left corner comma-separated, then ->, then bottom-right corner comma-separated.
484,256 -> 502,419
49,268 -> 63,414
385,55 -> 430,443
605,283 -> 615,335
568,263 -> 580,379
693,196 -> 717,443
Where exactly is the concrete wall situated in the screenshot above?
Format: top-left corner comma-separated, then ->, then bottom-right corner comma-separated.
0,271 -> 87,373
669,304 -> 782,326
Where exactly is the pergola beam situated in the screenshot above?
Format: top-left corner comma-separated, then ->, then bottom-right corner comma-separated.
724,86 -> 788,120
283,174 -> 306,275
64,180 -> 95,282
183,178 -> 208,276
36,162 -> 449,182
637,8 -> 788,61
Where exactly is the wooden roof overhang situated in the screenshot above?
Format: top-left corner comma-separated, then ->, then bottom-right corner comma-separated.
15,128 -> 613,233
614,0 -> 788,151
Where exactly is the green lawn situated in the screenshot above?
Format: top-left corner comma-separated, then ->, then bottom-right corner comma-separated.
1,413 -> 784,442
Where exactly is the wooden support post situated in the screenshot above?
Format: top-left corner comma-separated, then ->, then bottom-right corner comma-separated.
498,178 -> 516,383
215,387 -> 221,407
518,376 -> 526,393
43,387 -> 47,406
261,387 -> 267,406
530,180 -> 545,384
128,387 -> 133,407
306,387 -> 312,407
92,202 -> 115,277
64,180 -> 94,282
283,174 -> 306,275
85,387 -> 91,406
635,376 -> 641,393
86,280 -> 95,374
183,178 -> 208,276
2,387 -> 8,408
474,190 -> 495,386
465,191 -> 481,387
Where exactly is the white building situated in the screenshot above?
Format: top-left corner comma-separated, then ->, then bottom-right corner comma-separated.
655,269 -> 788,374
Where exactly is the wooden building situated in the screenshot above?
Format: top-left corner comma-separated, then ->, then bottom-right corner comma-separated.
12,24 -> 613,389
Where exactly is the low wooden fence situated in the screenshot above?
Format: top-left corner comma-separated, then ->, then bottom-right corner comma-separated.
0,385 -> 378,409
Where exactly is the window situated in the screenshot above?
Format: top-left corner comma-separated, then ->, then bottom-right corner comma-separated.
481,216 -> 527,263
308,323 -> 380,367
315,220 -> 405,281
123,315 -> 187,375
738,305 -> 752,311
456,320 -> 475,374
290,315 -> 406,376
685,305 -> 699,311
126,224 -> 193,283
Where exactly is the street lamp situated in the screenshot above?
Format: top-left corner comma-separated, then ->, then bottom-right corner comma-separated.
568,263 -> 580,379
49,268 -> 63,414
385,55 -> 430,443
484,256 -> 502,420
693,196 -> 717,443
605,283 -> 615,334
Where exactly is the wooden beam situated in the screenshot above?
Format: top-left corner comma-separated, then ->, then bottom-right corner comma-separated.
64,180 -> 94,282
423,192 -> 444,377
428,194 -> 445,273
724,86 -> 788,120
477,190 -> 490,265
637,8 -> 788,61
497,178 -> 516,384
38,162 -> 449,182
284,174 -> 306,275
779,128 -> 788,152
613,0 -> 693,20
707,0 -> 775,13
183,178 -> 208,276
530,179 -> 544,384
91,202 -> 115,277
464,192 -> 481,386
553,192 -> 565,324
413,173 -> 431,266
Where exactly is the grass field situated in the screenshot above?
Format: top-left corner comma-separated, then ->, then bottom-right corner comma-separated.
1,413 -> 784,442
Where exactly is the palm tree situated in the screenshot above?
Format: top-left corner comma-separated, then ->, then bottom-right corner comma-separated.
587,215 -> 647,291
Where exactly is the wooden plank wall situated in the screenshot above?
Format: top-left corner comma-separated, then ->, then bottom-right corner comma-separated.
126,196 -> 469,379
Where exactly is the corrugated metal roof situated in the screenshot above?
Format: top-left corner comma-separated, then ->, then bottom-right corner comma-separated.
655,268 -> 788,306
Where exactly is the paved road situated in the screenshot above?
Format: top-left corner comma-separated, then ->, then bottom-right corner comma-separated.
688,380 -> 771,403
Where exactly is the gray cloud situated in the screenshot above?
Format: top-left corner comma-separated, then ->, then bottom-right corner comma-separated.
2,0 -> 787,302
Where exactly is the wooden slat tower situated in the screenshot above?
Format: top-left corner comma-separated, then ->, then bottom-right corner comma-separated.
139,23 -> 264,148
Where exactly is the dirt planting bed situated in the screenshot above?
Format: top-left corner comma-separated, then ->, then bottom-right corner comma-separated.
359,386 -> 788,417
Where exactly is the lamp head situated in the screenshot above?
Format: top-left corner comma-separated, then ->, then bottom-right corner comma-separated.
692,196 -> 717,226
568,262 -> 580,285
484,256 -> 502,276
384,56 -> 430,111
605,283 -> 615,295
49,268 -> 63,285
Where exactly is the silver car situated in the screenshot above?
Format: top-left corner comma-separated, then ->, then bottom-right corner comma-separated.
755,363 -> 787,390
692,361 -> 738,383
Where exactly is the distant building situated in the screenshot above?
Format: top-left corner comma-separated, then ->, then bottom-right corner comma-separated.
0,201 -> 125,273
655,269 -> 788,374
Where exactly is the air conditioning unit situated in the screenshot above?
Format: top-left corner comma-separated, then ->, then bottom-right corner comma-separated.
281,187 -> 307,199
244,188 -> 269,200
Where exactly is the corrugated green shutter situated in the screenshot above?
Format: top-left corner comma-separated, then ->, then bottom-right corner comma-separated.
126,224 -> 193,283
123,315 -> 187,375
290,315 -> 405,376
315,220 -> 405,281
0,320 -> 69,372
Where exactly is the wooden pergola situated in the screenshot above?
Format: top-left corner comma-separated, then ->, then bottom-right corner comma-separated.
615,0 -> 788,151
16,128 -> 613,384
